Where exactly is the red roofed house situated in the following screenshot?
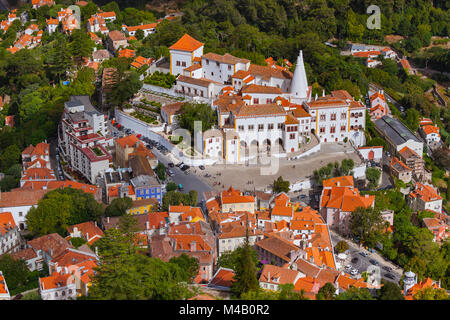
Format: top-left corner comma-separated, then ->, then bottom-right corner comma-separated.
122,23 -> 158,37
259,264 -> 303,291
21,142 -> 50,170
400,58 -> 414,75
67,221 -> 104,245
106,30 -> 128,52
131,56 -> 152,69
422,216 -> 449,242
118,48 -> 135,58
420,124 -> 441,146
320,176 -> 375,235
87,13 -> 108,34
27,233 -> 74,270
39,272 -> 76,300
0,212 -> 21,255
32,0 -> 54,9
4,115 -> 14,127
208,267 -> 235,291
408,183 -> 442,213
220,186 -> 256,214
169,33 -> 204,76
390,157 -> 412,184
114,134 -> 157,168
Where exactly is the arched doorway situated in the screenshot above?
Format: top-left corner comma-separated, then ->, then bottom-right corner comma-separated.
368,150 -> 374,160
274,138 -> 284,152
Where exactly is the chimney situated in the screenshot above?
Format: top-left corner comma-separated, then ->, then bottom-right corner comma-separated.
190,241 -> 196,252
146,221 -> 149,230
86,232 -> 89,241
94,221 -> 97,227
107,216 -> 110,223
268,271 -> 270,281
95,246 -> 98,256
322,89 -> 325,97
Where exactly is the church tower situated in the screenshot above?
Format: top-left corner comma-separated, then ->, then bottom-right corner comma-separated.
290,50 -> 308,104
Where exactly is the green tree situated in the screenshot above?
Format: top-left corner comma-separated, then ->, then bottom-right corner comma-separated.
335,240 -> 349,253
69,237 -> 87,248
178,103 -> 217,133
366,167 -> 381,189
69,29 -> 95,63
154,162 -> 166,181
169,253 -> 200,283
135,29 -> 145,40
231,231 -> 259,297
26,188 -> 103,237
272,176 -> 290,194
378,280 -> 404,300
0,254 -> 31,293
336,287 -> 375,300
109,71 -> 142,106
349,207 -> 385,246
413,287 -> 449,300
0,144 -> 21,171
316,282 -> 337,300
105,197 -> 133,217
166,182 -> 177,192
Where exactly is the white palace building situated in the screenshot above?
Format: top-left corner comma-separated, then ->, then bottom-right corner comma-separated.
167,34 -> 366,163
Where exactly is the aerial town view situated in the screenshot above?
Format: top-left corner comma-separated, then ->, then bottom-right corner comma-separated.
0,0 -> 448,306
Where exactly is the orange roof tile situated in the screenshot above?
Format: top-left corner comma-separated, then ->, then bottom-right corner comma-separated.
169,34 -> 203,52
0,212 -> 16,236
323,176 -> 354,188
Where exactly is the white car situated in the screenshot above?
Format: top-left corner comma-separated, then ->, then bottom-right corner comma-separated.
345,264 -> 352,270
351,268 -> 358,276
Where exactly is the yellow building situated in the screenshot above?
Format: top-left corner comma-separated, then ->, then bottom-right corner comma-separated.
127,198 -> 159,215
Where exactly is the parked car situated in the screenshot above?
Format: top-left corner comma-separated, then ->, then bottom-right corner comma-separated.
168,162 -> 174,168
176,162 -> 184,168
351,268 -> 358,275
359,252 -> 369,257
178,184 -> 183,191
199,165 -> 205,170
181,165 -> 190,171
369,259 -> 379,265
167,169 -> 174,177
345,264 -> 352,270
384,273 -> 395,280
382,266 -> 393,272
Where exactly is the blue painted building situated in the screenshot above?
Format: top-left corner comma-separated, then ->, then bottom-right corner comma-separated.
131,175 -> 163,204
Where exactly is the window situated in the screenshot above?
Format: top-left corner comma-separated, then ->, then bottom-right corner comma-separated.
320,127 -> 325,133
248,125 -> 254,131
238,125 -> 244,131
216,62 -> 220,67
211,72 -> 214,76
320,114 -> 326,121
19,212 -> 23,217
268,124 -> 274,130
254,98 -> 259,104
228,65 -> 231,71
341,125 -> 346,132
62,291 -> 66,296
331,114 -> 336,121
176,61 -> 180,66
206,59 -> 209,65
290,133 -> 295,139
359,112 -> 363,117
182,61 -> 186,67
330,126 -> 336,133
341,112 -> 347,120
278,123 -> 283,129
258,124 -> 264,131
294,126 -> 298,131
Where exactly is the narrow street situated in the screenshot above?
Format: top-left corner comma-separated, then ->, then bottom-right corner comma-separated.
330,230 -> 403,284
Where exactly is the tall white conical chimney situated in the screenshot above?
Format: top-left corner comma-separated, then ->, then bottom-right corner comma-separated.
290,50 -> 308,103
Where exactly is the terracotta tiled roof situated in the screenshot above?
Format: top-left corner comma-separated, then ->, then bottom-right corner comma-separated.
422,125 -> 440,136
125,23 -> 157,32
255,234 -> 299,262
285,113 -> 299,125
331,90 -> 354,100
248,64 -> 292,81
0,212 -> 16,236
67,221 -> 104,244
118,48 -> 135,58
203,52 -> 249,65
235,103 -> 286,118
291,106 -> 311,118
259,264 -> 301,285
294,258 -> 321,278
169,34 -> 203,52
221,187 -> 255,204
241,84 -> 282,94
148,211 -> 169,229
51,248 -> 97,267
210,267 -> 235,288
28,233 -> 73,258
108,30 -> 126,41
11,248 -> 37,261
409,183 -> 441,202
0,189 -> 47,208
39,272 -> 72,291
161,102 -> 184,116
400,59 -> 411,70
232,70 -> 251,79
321,187 -> 374,212
115,134 -> 140,149
307,97 -> 348,109
390,157 -> 412,172
322,176 -> 354,188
